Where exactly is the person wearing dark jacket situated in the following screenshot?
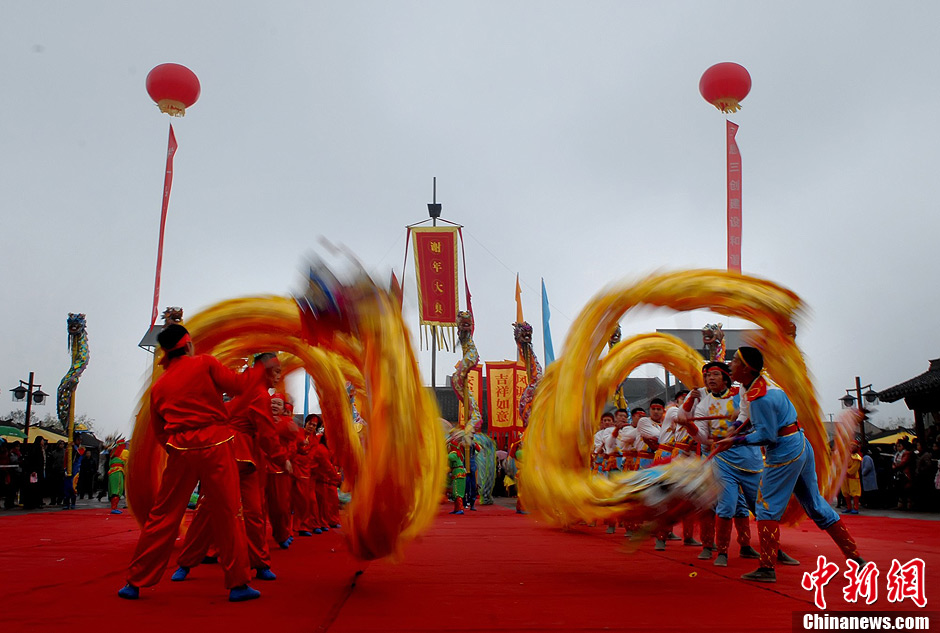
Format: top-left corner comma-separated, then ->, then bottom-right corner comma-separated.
21,437 -> 47,509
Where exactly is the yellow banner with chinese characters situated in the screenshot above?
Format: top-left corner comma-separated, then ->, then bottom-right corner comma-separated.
486,361 -> 516,430
457,365 -> 483,424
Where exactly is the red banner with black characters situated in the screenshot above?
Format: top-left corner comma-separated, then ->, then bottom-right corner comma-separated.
727,120 -> 742,272
412,227 -> 459,327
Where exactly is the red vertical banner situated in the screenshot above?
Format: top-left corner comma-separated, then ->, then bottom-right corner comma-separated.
151,124 -> 179,327
412,227 -> 459,327
726,120 -> 742,272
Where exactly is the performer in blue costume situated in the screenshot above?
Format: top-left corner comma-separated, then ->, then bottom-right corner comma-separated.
683,362 -> 798,567
717,347 -> 864,583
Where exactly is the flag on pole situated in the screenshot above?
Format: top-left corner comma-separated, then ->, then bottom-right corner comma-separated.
412,226 -> 459,349
541,278 -> 555,365
150,123 -> 179,328
727,120 -> 742,272
514,274 -> 524,363
515,274 -> 524,323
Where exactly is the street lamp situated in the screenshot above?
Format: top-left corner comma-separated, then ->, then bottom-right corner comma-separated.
10,372 -> 49,443
841,376 -> 878,451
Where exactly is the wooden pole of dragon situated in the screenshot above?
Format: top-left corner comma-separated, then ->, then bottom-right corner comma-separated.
66,334 -> 78,479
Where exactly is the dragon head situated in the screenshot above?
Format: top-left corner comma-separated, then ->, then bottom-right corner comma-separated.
162,306 -> 184,327
457,310 -> 474,339
513,321 -> 533,347
67,313 -> 87,336
701,323 -> 724,346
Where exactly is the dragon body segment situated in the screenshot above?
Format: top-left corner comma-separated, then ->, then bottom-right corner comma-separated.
513,321 -> 542,428
57,313 -> 89,430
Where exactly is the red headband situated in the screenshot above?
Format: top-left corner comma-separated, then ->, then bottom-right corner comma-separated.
159,333 -> 191,367
167,333 -> 191,352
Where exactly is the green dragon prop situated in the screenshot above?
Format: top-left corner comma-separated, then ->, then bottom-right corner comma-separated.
58,313 -> 89,476
451,311 -> 482,437
474,432 -> 496,505
513,321 -> 542,428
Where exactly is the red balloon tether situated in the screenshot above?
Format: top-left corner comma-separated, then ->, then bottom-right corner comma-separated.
699,62 -> 751,114
146,63 -> 201,117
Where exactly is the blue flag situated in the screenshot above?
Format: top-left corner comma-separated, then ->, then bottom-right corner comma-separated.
541,278 -> 555,365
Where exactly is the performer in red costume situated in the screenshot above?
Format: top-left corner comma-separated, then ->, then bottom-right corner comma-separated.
295,414 -> 323,535
312,432 -> 342,530
266,393 -> 296,548
171,353 -> 290,584
118,325 -> 274,602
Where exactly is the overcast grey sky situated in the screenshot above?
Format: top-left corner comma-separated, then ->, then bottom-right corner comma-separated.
2,2 -> 937,437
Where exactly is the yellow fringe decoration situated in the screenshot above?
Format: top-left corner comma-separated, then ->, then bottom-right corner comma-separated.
156,99 -> 187,117
713,98 -> 742,114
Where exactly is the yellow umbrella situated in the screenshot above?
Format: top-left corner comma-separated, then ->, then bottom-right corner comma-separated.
869,431 -> 914,445
25,427 -> 69,444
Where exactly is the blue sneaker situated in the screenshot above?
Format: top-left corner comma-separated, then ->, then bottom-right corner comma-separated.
287,536 -> 294,545
255,568 -> 277,581
320,526 -> 329,532
330,523 -> 341,529
118,583 -> 139,600
298,531 -> 313,537
110,509 -> 123,515
278,539 -> 291,550
313,528 -> 323,534
171,566 -> 189,582
228,585 -> 261,602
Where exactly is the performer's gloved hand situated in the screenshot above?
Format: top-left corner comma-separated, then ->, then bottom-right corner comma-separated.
713,437 -> 735,453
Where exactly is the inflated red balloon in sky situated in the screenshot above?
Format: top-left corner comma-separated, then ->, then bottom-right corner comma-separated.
146,63 -> 201,117
699,62 -> 751,114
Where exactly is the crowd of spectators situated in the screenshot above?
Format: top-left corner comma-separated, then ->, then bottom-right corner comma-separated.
0,436 -> 110,510
842,425 -> 940,513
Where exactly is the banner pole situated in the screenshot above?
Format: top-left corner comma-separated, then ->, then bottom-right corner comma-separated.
150,123 -> 178,328
430,214 -> 437,390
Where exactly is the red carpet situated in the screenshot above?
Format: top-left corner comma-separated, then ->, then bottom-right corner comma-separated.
0,503 -> 936,632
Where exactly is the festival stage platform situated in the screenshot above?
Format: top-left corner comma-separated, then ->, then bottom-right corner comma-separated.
0,501 -> 936,633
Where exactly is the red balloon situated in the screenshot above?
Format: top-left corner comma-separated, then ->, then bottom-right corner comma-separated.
146,63 -> 201,117
699,62 -> 751,114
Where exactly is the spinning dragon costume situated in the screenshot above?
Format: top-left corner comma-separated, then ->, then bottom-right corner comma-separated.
521,270 -> 857,532
128,262 -> 444,561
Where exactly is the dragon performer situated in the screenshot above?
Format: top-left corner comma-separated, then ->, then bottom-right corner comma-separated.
514,321 -> 543,428
451,311 -> 482,438
608,325 -> 628,410
104,434 -> 128,514
448,310 -> 496,507
57,313 -> 90,481
702,322 -> 726,362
